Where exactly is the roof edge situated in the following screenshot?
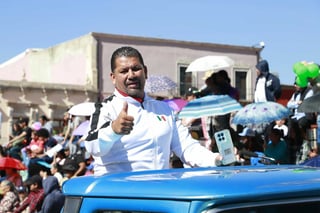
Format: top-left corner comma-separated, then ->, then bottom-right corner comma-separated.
90,32 -> 261,52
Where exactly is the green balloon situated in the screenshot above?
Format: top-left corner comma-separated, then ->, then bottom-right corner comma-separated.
295,76 -> 308,87
293,62 -> 307,77
307,63 -> 320,78
293,62 -> 302,74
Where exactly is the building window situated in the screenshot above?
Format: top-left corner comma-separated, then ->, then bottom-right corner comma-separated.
179,65 -> 193,96
235,71 -> 248,100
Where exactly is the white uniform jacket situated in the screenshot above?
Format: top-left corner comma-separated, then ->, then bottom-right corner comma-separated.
85,90 -> 219,175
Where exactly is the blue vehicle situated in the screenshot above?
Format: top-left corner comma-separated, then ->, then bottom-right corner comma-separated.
62,165 -> 320,212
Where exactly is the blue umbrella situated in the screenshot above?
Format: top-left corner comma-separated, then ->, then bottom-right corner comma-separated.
232,101 -> 290,127
178,95 -> 242,118
37,160 -> 52,169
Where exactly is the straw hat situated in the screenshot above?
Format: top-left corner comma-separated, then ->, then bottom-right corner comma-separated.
202,71 -> 214,80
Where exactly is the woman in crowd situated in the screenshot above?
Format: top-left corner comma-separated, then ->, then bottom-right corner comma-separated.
0,180 -> 20,213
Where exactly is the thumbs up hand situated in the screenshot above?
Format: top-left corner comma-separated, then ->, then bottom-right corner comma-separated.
112,102 -> 134,135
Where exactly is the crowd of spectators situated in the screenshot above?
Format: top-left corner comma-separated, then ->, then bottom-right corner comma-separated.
0,113 -> 93,212
0,57 -> 319,211
179,60 -> 319,167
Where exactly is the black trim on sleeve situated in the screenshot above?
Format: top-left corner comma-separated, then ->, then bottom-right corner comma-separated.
86,94 -> 115,142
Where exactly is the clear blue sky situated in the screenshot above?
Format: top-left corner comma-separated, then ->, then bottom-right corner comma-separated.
1,0 -> 319,85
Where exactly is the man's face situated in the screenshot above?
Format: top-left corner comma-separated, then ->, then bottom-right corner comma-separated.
110,56 -> 147,99
256,69 -> 261,76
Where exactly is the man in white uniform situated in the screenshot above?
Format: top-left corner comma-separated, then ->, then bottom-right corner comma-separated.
85,46 -> 222,175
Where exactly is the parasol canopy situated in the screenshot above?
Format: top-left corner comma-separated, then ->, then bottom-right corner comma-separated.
178,95 -> 242,118
186,56 -> 234,73
0,157 -> 27,170
232,101 -> 290,127
68,102 -> 95,116
145,75 -> 177,94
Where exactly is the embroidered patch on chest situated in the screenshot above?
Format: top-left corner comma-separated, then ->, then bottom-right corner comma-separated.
156,115 -> 167,121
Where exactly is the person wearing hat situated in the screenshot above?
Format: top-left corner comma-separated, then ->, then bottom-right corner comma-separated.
16,186 -> 28,212
264,128 -> 289,164
287,78 -> 315,164
287,79 -> 314,128
185,87 -> 199,100
61,143 -> 86,179
14,175 -> 44,213
238,127 -> 264,165
239,127 -> 256,138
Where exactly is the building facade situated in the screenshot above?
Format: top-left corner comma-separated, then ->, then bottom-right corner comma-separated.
0,32 -> 262,144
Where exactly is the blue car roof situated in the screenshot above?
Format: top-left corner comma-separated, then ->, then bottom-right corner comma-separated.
62,165 -> 320,202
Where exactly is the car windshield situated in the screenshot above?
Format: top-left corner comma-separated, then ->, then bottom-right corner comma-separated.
206,197 -> 320,212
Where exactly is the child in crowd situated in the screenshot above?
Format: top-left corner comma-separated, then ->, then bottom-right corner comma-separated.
264,128 -> 289,164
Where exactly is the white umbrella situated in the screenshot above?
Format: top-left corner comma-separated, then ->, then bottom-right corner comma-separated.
68,102 -> 95,116
186,56 -> 234,73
